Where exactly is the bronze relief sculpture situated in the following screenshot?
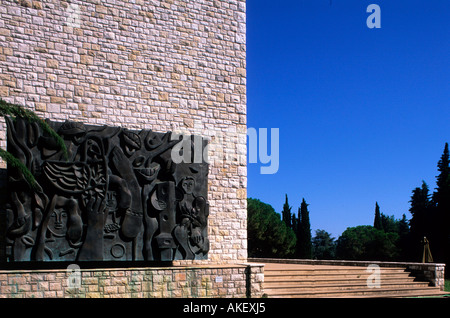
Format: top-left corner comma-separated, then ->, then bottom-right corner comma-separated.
4,118 -> 209,262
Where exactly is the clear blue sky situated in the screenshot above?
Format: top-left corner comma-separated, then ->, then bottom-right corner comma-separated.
246,0 -> 450,239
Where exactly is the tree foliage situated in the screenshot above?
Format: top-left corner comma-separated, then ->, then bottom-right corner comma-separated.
247,198 -> 296,258
296,198 -> 312,259
408,181 -> 432,259
407,143 -> 450,265
0,98 -> 67,189
281,194 -> 292,229
312,229 -> 336,260
336,225 -> 399,261
433,142 -> 450,210
432,142 -> 450,263
0,98 -> 67,158
373,202 -> 382,230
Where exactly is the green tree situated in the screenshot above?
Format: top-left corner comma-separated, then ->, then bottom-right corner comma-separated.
281,194 -> 292,229
291,212 -> 298,237
381,213 -> 398,233
373,202 -> 383,230
0,98 -> 67,190
433,143 -> 450,210
336,225 -> 399,261
431,142 -> 450,263
397,214 -> 410,261
372,200 -> 412,260
247,198 -> 296,258
296,198 -> 312,259
409,181 -> 432,241
312,229 -> 336,260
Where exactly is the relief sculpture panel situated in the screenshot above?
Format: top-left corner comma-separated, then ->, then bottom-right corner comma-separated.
4,117 -> 209,262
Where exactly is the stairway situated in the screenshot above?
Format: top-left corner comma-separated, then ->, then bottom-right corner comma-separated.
263,263 -> 449,298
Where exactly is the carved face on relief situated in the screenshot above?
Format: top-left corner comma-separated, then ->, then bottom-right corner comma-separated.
105,191 -> 118,212
133,158 -> 160,182
181,177 -> 195,195
48,209 -> 68,237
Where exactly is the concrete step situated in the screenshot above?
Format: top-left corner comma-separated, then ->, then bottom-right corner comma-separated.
268,286 -> 448,298
265,269 -> 408,278
265,281 -> 432,293
260,262 -> 449,298
264,273 -> 410,281
265,274 -> 415,282
264,266 -> 407,274
264,273 -> 413,281
269,287 -> 446,298
265,279 -> 425,289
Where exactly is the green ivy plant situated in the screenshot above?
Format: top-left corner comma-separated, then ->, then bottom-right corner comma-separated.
0,98 -> 68,190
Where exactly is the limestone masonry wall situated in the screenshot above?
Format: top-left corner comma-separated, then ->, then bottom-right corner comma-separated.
0,0 -> 247,264
0,264 -> 264,298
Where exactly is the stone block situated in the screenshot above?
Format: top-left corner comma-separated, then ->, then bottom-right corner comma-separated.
104,286 -> 118,295
0,28 -> 11,36
0,86 -> 9,97
50,96 -> 65,104
46,59 -> 59,69
32,1 -> 43,10
107,53 -> 119,63
80,55 -> 93,65
159,92 -> 169,101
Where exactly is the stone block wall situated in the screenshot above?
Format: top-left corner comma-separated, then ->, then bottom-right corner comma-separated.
0,264 -> 264,298
0,0 -> 247,264
407,263 -> 446,290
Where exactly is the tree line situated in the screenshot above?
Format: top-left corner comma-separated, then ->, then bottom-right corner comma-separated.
247,196 -> 312,259
248,143 -> 450,269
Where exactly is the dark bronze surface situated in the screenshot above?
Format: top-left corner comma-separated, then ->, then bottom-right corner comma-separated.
4,118 -> 209,262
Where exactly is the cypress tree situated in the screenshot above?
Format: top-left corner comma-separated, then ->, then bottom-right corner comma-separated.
373,202 -> 383,231
434,143 -> 450,208
295,206 -> 301,257
291,212 -> 298,237
433,143 -> 450,219
409,181 -> 432,261
397,214 -> 410,261
432,143 -> 450,263
297,198 -> 312,259
282,194 -> 292,229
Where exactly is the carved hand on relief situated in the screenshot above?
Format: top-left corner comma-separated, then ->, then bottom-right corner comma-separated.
191,227 -> 202,245
85,194 -> 105,216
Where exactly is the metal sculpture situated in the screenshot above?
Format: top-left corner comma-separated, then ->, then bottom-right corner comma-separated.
4,118 -> 209,262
